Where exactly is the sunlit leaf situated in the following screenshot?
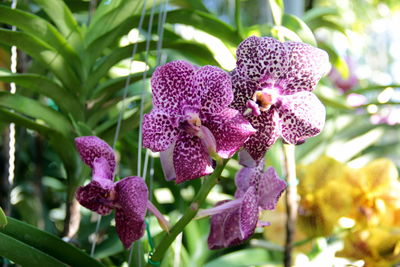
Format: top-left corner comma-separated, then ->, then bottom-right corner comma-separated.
282,14 -> 316,46
268,0 -> 284,26
0,208 -> 7,228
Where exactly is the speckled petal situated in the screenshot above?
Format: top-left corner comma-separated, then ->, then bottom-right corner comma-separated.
207,200 -> 230,250
258,167 -> 286,210
238,150 -> 258,168
243,108 -> 281,162
75,179 -> 115,215
230,70 -> 260,114
75,136 -> 116,180
276,91 -> 325,145
92,157 -> 114,181
173,132 -> 214,183
193,65 -> 233,114
203,108 -> 256,159
236,36 -> 287,84
160,142 -> 176,181
222,208 -> 245,247
282,41 -> 330,95
142,109 -> 180,152
114,176 -> 148,249
151,60 -> 199,114
235,161 -> 265,198
239,186 -> 259,239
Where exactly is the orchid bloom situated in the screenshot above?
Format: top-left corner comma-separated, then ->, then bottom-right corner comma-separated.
199,162 -> 286,249
231,36 -> 330,162
142,60 -> 255,183
75,136 -> 168,249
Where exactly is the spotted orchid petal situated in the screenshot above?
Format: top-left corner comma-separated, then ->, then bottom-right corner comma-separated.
277,91 -> 326,145
75,136 -> 116,180
282,41 -> 330,95
238,150 -> 258,168
203,108 -> 256,159
243,108 -> 281,162
236,36 -> 287,83
173,132 -> 214,183
151,60 -> 199,114
230,70 -> 259,114
258,167 -> 287,210
160,143 -> 176,181
75,178 -> 115,215
208,187 -> 259,249
142,109 -> 180,152
234,161 -> 264,198
114,176 -> 148,249
194,65 -> 233,114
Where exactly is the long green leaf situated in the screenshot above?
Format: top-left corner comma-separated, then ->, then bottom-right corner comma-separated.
0,208 -> 6,228
0,92 -> 72,136
87,40 -> 217,90
0,29 -> 80,92
205,248 -> 279,267
1,217 -> 104,267
85,0 -> 144,48
282,14 -> 316,46
32,0 -> 83,49
0,6 -> 81,73
0,233 -> 66,267
268,0 -> 284,25
302,6 -> 339,23
0,69 -> 83,120
0,108 -> 54,136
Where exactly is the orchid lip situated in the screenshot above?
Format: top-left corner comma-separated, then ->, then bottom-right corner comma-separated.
196,198 -> 242,219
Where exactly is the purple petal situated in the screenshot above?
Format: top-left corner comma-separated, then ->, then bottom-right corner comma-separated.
222,208 -> 245,247
114,176 -> 148,249
282,41 -> 330,95
238,186 -> 259,239
243,108 -> 281,162
173,132 -> 214,183
142,109 -> 180,152
75,179 -> 115,215
203,108 -> 256,159
151,60 -> 199,114
193,65 -> 233,114
236,36 -> 287,84
207,200 -> 230,250
258,167 -> 286,210
75,136 -> 116,180
230,70 -> 260,114
234,161 -> 265,198
92,157 -> 114,181
160,142 -> 176,181
276,91 -> 325,144
238,150 -> 258,168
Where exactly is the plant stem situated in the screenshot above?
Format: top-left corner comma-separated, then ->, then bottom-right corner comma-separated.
145,160 -> 228,266
283,144 -> 297,267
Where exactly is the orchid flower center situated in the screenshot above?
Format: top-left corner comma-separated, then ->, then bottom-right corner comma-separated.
183,112 -> 202,135
245,89 -> 278,116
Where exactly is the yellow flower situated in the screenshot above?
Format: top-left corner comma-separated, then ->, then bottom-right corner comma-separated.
337,227 -> 400,267
297,156 -> 354,237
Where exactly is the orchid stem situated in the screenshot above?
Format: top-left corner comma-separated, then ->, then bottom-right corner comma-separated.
283,144 -> 298,267
145,159 -> 228,266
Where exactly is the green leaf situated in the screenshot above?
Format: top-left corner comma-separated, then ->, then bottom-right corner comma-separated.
302,7 -> 339,23
0,29 -> 80,92
87,40 -> 217,90
85,0 -> 144,48
282,14 -> 316,46
0,208 -> 6,228
0,92 -> 72,137
268,0 -> 284,25
0,69 -> 83,120
350,84 -> 400,95
0,6 -> 81,73
318,42 -> 348,78
0,233 -> 66,267
205,248 -> 279,267
0,217 -> 104,267
32,0 -> 83,49
307,18 -> 347,36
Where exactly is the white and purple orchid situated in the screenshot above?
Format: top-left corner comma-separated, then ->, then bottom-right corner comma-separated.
231,36 -> 330,162
75,136 -> 168,249
199,162 -> 286,249
142,60 -> 255,183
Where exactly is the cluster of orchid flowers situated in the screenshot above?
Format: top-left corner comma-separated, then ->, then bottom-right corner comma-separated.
75,36 -> 329,250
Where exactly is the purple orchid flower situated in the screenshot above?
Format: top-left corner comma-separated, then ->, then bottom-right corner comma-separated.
230,36 -> 330,162
198,162 -> 286,249
142,60 -> 256,183
75,136 -> 168,249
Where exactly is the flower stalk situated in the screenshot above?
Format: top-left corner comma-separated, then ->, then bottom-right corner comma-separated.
283,144 -> 298,267
145,159 -> 228,266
